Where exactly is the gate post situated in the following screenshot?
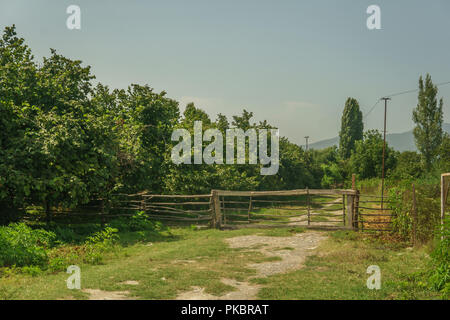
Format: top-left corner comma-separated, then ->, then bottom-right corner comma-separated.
211,190 -> 222,229
346,194 -> 355,229
354,190 -> 360,230
350,174 -> 359,230
306,187 -> 311,226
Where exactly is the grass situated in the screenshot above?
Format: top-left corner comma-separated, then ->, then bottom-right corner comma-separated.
253,230 -> 441,300
0,226 -> 304,300
0,225 -> 443,300
223,195 -> 343,226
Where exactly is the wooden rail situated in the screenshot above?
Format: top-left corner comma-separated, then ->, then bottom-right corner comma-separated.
22,188 -> 361,230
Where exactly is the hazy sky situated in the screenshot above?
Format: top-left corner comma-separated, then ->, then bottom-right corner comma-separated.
1,0 -> 450,145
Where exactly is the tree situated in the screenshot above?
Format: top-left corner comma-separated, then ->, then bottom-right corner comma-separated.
216,113 -> 229,133
438,133 -> 450,172
412,74 -> 444,170
339,98 -> 363,159
350,130 -> 397,179
0,25 -> 37,106
390,151 -> 423,180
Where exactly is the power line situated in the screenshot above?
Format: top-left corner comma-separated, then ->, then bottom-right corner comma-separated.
386,80 -> 450,98
363,99 -> 380,119
363,80 -> 450,121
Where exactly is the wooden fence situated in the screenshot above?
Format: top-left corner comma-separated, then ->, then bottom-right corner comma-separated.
210,189 -> 359,230
20,188 -> 406,232
356,195 -> 394,232
22,189 -> 363,230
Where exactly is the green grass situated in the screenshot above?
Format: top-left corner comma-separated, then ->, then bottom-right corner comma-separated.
0,227 -> 303,300
0,226 -> 443,300
223,195 -> 343,226
252,230 -> 441,300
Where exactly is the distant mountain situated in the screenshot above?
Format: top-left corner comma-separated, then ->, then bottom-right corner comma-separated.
308,123 -> 450,152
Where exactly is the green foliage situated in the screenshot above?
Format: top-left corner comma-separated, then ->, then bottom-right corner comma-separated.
339,97 -> 363,159
388,187 -> 412,239
438,133 -> 450,173
85,227 -> 119,247
412,74 -> 444,170
108,211 -> 165,232
84,227 -> 119,264
320,163 -> 343,188
390,151 -> 423,180
429,218 -> 450,297
350,130 -> 397,180
0,223 -> 56,267
389,183 -> 441,243
21,265 -> 42,277
46,226 -> 120,270
0,25 -> 337,222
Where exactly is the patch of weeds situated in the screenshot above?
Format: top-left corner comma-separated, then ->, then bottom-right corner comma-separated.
330,230 -> 360,241
20,265 -> 43,277
0,283 -> 20,300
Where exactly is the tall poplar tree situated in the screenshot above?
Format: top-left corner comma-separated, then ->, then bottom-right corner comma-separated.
412,74 -> 444,170
339,97 -> 364,159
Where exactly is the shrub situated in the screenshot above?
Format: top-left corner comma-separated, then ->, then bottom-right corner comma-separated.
84,227 -> 119,264
48,227 -> 120,269
0,223 -> 56,267
108,211 -> 164,232
21,265 -> 42,277
389,183 -> 440,243
429,217 -> 450,297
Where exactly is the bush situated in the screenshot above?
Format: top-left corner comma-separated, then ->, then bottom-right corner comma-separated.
0,223 -> 56,267
108,211 -> 164,232
429,218 -> 450,297
389,183 -> 440,243
47,227 -> 120,270
84,227 -> 119,264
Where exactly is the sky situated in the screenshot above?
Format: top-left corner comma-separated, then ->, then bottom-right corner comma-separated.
1,0 -> 450,145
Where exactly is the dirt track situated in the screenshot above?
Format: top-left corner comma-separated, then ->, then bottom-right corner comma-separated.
176,231 -> 326,300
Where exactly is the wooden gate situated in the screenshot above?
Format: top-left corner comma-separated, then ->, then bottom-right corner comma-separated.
210,189 -> 358,230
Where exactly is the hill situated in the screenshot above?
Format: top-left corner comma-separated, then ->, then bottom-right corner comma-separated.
308,123 -> 450,152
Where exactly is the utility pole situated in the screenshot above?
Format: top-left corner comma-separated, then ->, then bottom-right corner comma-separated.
380,97 -> 391,210
304,136 -> 309,152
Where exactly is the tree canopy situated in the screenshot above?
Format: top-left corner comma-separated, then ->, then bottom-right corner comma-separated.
412,74 -> 444,170
339,97 -> 363,159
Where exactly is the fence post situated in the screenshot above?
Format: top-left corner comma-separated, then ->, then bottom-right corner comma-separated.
346,194 -> 355,229
306,187 -> 310,226
221,196 -> 227,226
211,190 -> 222,229
342,195 -> 346,226
412,183 -> 417,246
354,190 -> 360,230
248,196 -> 252,223
351,174 -> 359,230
